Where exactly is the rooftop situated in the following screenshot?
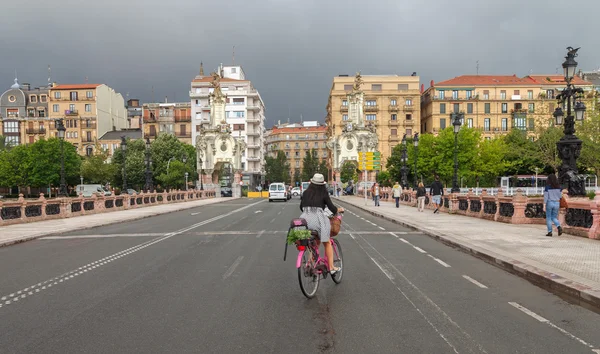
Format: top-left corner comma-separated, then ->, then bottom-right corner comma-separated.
434,75 -> 592,87
192,76 -> 248,83
52,84 -> 102,90
99,129 -> 142,141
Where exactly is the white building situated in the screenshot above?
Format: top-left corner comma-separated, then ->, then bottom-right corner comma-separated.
190,63 -> 266,187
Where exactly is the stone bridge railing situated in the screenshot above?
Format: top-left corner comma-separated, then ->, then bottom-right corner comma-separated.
0,189 -> 216,226
378,188 -> 600,240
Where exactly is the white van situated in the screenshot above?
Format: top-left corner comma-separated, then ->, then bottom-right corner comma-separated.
76,184 -> 111,198
268,183 -> 287,202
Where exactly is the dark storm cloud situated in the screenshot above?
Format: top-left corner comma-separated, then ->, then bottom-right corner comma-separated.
1,0 -> 599,127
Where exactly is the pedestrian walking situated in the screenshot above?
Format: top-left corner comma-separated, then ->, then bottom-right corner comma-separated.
416,182 -> 426,212
430,175 -> 444,213
373,183 -> 380,206
544,173 -> 563,237
392,181 -> 402,208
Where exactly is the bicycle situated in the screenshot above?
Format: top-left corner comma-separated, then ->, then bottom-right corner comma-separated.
284,212 -> 344,299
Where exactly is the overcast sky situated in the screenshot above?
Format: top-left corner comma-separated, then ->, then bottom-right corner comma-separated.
2,0 -> 599,127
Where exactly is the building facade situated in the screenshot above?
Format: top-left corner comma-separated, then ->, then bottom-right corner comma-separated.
325,73 -> 421,172
190,63 -> 266,187
127,99 -> 142,129
142,101 -> 192,145
421,75 -> 595,138
265,122 -> 328,181
98,129 -> 143,160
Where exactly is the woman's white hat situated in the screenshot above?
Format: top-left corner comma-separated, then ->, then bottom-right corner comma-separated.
310,173 -> 326,185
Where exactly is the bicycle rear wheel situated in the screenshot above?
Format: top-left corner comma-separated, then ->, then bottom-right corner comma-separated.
298,249 -> 319,298
331,239 -> 343,284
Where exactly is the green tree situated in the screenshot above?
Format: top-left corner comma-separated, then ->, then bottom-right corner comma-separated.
534,122 -> 563,173
0,135 -> 14,152
80,151 -> 116,185
502,129 -> 540,175
340,160 -> 358,183
376,171 -> 392,187
265,150 -> 290,184
577,109 -> 600,177
301,149 -> 319,181
317,160 -> 329,180
475,137 -> 509,187
0,144 -> 32,189
28,138 -> 81,188
156,160 -> 189,189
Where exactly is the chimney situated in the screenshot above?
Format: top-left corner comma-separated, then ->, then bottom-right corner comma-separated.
165,96 -> 168,103
22,83 -> 31,90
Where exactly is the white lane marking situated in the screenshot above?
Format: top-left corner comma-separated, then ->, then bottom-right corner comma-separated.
270,218 -> 276,224
509,302 -> 599,352
255,210 -> 262,213
277,211 -> 282,215
223,256 -> 244,280
413,246 -> 427,254
462,275 -> 488,289
191,211 -> 202,215
348,232 -> 356,240
389,232 -> 400,239
378,226 -> 385,230
399,238 -> 411,244
428,254 -> 451,268
41,233 -> 164,240
369,256 -> 395,280
0,200 -> 264,310
256,230 -> 265,238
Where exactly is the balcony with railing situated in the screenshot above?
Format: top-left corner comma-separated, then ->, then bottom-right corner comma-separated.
247,131 -> 260,136
403,120 -> 414,127
247,105 -> 261,111
247,156 -> 261,161
339,105 -> 348,113
388,119 -> 399,126
65,110 -> 79,116
176,131 -> 191,138
247,143 -> 261,149
403,105 -> 414,111
26,128 -> 46,135
82,123 -> 97,129
388,135 -> 400,142
246,117 -> 260,123
389,105 -> 399,112
364,105 -> 378,112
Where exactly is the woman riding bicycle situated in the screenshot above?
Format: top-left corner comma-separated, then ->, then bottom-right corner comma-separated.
299,173 -> 344,274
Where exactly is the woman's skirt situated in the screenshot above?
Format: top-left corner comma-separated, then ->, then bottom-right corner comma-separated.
300,207 -> 331,242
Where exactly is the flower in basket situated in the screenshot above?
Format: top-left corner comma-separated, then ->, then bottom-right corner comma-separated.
287,229 -> 311,245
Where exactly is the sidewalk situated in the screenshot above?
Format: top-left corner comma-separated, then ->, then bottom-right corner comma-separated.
339,196 -> 600,310
0,197 -> 238,248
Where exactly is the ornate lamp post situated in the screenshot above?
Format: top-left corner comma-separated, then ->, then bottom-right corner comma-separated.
400,134 -> 408,188
185,172 -> 189,191
413,133 -> 419,189
451,112 -> 463,193
552,46 -> 587,196
56,118 -> 67,197
144,138 -> 153,192
198,157 -> 204,190
120,136 -> 128,193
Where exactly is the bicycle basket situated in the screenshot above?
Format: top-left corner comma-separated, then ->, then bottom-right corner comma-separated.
330,216 -> 342,237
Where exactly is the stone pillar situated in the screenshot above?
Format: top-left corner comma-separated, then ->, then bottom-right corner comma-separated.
511,189 -> 527,224
589,190 -> 600,239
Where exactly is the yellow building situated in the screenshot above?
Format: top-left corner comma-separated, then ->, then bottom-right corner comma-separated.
325,74 -> 421,169
420,75 -> 595,138
142,102 -> 192,145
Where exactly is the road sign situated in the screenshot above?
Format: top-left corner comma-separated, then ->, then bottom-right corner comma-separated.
358,152 -> 382,171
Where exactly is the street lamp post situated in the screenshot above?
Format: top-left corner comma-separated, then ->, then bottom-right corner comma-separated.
120,136 -> 127,193
451,112 -> 463,193
553,46 -> 588,197
400,134 -> 408,189
413,133 -> 419,189
56,119 -> 67,197
198,157 -> 204,190
185,172 -> 189,191
144,138 -> 153,192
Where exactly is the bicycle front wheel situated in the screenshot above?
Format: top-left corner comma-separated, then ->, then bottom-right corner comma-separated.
331,239 -> 343,284
298,250 -> 319,298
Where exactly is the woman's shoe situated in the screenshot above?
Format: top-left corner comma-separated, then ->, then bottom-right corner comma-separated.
329,267 -> 341,275
558,226 -> 563,236
546,232 -> 553,237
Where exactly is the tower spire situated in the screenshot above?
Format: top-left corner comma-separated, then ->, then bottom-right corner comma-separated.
200,62 -> 204,76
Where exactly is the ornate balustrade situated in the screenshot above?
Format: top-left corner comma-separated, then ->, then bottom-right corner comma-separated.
385,188 -> 600,240
0,189 -> 216,226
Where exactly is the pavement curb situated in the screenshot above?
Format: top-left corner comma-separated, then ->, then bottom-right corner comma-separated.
338,198 -> 600,312
0,197 -> 237,249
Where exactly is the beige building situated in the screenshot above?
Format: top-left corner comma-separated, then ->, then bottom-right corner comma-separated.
325,74 -> 421,169
47,84 -> 127,156
421,75 -> 595,138
142,101 -> 192,145
265,122 -> 328,182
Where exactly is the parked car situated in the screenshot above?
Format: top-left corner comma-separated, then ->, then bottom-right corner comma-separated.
221,187 -> 232,197
268,183 -> 287,202
75,184 -> 111,197
291,187 -> 301,197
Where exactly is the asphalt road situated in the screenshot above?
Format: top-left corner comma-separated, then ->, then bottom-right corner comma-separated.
1,197 -> 600,353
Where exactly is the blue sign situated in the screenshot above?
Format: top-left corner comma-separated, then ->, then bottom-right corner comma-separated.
296,182 -> 299,186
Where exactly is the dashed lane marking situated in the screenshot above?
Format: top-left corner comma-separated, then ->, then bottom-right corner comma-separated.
509,302 -> 599,352
378,226 -> 385,230
256,230 -> 265,238
0,200 -> 264,311
462,275 -> 488,289
223,256 -> 244,280
191,212 -> 202,215
428,254 -> 451,268
413,246 -> 427,254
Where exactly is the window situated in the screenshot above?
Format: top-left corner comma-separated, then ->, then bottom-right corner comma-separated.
102,144 -> 108,151
371,84 -> 382,91
233,124 -> 245,131
342,100 -> 348,106
467,103 -> 473,113
285,151 -> 289,157
38,110 -> 45,117
453,103 -> 459,113
452,90 -> 458,100
405,99 -> 412,106
230,111 -> 245,118
500,91 -> 506,100
295,161 -> 300,167
304,142 -> 309,148
483,90 -> 489,100
314,142 -> 318,148
528,118 -> 535,130
391,128 -> 397,136
484,118 -> 490,131
528,103 -> 535,113
398,84 -> 408,90
528,90 -> 533,99
74,120 -> 77,128
365,100 -> 376,106
53,104 -> 59,112
438,90 -> 445,99
406,114 -> 412,120
3,121 -> 19,133
241,162 -> 245,169
28,108 -> 35,117
390,99 -> 397,106
232,98 -> 244,105
70,91 -> 78,101
30,95 -> 37,103
501,103 -> 508,113
365,114 -> 376,121
514,103 -> 522,110
5,136 -> 19,146
514,90 -> 520,96
295,151 -> 299,157
439,103 -> 446,114
501,118 -> 508,131
85,104 -> 91,112
86,91 -> 93,98
40,95 -> 47,102
406,128 -> 412,135
54,92 -> 61,99
342,114 -> 348,121
546,90 -> 554,99
295,143 -> 300,148
391,114 -> 397,121
344,84 -> 352,91
484,103 -> 490,114
323,151 -> 327,157
440,118 -> 446,129
513,116 -> 526,130
231,68 -> 237,73
467,118 -> 473,128
466,91 -> 472,99
69,104 -> 75,111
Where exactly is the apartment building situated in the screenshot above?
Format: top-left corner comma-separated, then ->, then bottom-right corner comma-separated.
325,73 -> 421,167
421,75 -> 595,137
190,63 -> 266,186
265,122 -> 328,180
127,99 -> 142,129
47,84 -> 127,156
98,129 -> 143,159
0,78 -> 49,146
142,101 -> 192,145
